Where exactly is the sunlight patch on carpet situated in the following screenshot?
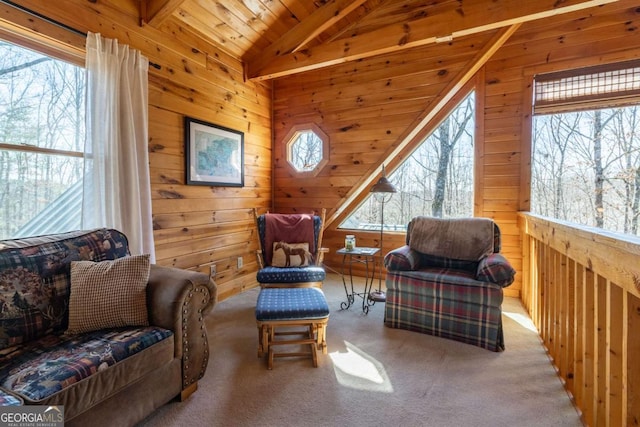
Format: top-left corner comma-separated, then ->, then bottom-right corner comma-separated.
503,311 -> 538,333
329,341 -> 393,392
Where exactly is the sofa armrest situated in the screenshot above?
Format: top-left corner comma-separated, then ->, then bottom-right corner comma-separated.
384,245 -> 421,271
146,265 -> 217,390
476,253 -> 516,287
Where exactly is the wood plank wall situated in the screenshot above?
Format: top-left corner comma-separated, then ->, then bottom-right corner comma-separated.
272,0 -> 640,299
6,0 -> 640,303
9,0 -> 273,301
271,31 -> 512,289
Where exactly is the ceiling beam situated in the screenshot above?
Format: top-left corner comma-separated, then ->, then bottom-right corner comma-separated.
247,0 -> 368,76
247,0 -> 619,81
324,24 -> 521,228
139,0 -> 185,27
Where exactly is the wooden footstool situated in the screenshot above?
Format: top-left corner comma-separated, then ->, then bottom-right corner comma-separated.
255,287 -> 330,369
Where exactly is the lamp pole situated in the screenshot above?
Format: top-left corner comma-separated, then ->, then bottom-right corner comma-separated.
369,165 -> 396,302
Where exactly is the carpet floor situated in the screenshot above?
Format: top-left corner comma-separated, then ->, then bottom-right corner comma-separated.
138,274 -> 582,427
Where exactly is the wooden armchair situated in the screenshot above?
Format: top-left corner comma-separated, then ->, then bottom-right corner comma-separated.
253,208 -> 328,288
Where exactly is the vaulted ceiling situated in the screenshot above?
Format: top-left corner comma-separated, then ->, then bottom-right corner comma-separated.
138,0 -> 619,81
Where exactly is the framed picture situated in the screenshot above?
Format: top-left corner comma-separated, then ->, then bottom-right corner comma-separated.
184,117 -> 244,187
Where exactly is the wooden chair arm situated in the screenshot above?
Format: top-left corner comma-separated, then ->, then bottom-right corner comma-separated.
315,247 -> 329,265
256,249 -> 265,269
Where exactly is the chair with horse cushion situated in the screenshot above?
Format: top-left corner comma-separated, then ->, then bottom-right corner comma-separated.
253,209 -> 328,288
384,216 -> 516,352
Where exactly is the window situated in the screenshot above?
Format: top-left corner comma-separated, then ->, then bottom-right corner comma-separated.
531,61 -> 640,236
341,91 -> 475,230
284,123 -> 328,175
0,40 -> 85,239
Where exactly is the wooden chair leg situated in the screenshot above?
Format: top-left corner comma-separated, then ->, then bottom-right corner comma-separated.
310,337 -> 318,367
258,324 -> 272,358
317,323 -> 327,354
268,344 -> 274,369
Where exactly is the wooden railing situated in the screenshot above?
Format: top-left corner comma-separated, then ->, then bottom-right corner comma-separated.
519,213 -> 640,426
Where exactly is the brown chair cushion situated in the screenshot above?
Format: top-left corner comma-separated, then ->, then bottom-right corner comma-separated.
408,217 -> 494,261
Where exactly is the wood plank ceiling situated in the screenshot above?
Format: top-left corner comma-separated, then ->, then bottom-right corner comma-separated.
138,0 -> 618,80
134,0 -> 622,230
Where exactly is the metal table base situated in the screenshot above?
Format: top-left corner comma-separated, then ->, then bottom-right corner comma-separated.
337,247 -> 380,314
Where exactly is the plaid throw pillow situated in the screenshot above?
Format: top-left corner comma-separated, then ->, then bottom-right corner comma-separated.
66,255 -> 150,334
476,253 -> 516,287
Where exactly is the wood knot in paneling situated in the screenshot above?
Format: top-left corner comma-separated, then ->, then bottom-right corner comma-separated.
159,175 -> 180,184
340,123 -> 359,132
398,24 -> 410,46
159,190 -> 184,199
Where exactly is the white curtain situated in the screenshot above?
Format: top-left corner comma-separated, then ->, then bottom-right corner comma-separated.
83,32 -> 155,261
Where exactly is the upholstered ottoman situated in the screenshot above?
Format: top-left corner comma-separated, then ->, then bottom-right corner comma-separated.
255,287 -> 330,369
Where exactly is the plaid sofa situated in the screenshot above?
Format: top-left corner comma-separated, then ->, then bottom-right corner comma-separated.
0,229 -> 216,426
383,218 -> 515,352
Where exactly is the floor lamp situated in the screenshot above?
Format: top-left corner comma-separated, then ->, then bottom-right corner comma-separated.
369,165 -> 396,302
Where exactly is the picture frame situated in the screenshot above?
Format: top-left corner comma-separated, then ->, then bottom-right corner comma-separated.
184,117 -> 244,187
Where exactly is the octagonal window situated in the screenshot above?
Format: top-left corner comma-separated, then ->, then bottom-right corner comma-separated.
285,124 -> 329,175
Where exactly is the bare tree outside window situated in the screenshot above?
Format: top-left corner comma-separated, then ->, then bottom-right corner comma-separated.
531,61 -> 640,237
341,92 -> 475,230
289,131 -> 323,172
532,106 -> 640,236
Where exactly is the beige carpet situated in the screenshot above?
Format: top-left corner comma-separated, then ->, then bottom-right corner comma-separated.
138,274 -> 582,427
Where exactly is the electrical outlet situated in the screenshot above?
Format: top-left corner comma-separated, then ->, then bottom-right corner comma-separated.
209,264 -> 216,278
237,256 -> 243,269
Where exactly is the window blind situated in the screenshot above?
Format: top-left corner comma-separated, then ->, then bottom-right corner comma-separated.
533,60 -> 640,114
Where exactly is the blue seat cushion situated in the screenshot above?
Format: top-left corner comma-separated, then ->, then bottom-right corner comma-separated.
256,288 -> 330,321
256,266 -> 326,284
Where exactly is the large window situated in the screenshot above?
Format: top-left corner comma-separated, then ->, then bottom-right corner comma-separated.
341,92 -> 475,230
0,40 -> 85,239
531,61 -> 640,236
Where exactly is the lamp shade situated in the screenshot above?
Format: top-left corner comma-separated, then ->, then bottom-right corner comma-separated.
370,176 -> 397,193
370,165 -> 397,193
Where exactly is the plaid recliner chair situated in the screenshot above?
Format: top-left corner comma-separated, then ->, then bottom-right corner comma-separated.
383,217 -> 516,352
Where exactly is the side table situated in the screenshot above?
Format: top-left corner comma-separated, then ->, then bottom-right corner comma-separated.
337,247 -> 380,314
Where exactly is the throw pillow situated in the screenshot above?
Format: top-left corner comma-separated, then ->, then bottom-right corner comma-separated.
66,254 -> 151,335
271,242 -> 311,267
383,246 -> 419,271
476,253 -> 516,287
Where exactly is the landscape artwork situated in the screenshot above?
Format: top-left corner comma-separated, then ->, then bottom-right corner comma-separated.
185,117 -> 244,187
